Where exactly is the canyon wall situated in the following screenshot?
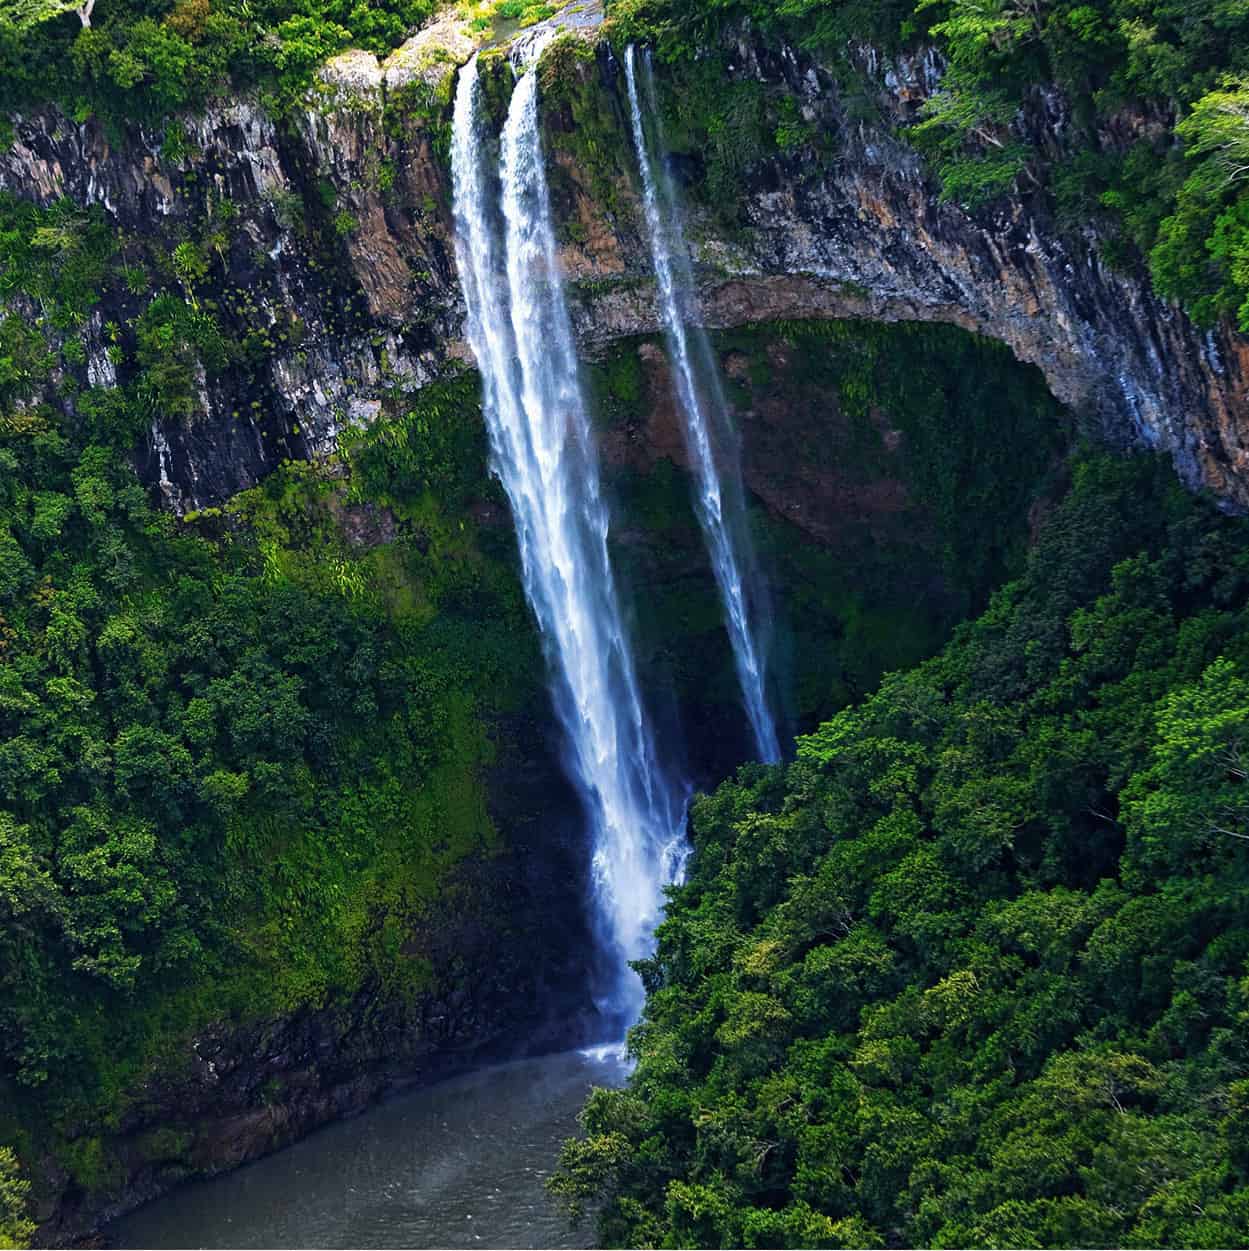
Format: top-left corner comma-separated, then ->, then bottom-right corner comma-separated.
1,11 -> 1245,1243
2,17 -> 1245,513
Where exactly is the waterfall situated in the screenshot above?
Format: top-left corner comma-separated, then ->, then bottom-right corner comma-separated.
451,52 -> 687,1028
624,45 -> 782,765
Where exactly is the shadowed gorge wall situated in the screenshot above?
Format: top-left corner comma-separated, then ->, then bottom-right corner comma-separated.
592,318 -> 1069,782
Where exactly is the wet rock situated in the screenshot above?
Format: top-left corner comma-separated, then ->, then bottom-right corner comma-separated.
383,16 -> 476,91
318,49 -> 385,100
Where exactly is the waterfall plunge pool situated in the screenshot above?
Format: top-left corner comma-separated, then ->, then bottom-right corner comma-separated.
105,1049 -> 628,1249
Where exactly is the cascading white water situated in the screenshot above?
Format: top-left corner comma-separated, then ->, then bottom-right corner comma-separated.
451,51 -> 687,1026
624,45 -> 782,765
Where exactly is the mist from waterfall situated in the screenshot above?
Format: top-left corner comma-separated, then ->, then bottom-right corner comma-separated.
625,45 -> 782,765
450,51 -> 687,1028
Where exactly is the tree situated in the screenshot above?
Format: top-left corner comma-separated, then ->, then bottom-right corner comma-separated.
0,1147 -> 34,1251
0,0 -> 96,32
917,0 -> 1048,66
1121,657 -> 1249,878
1177,80 -> 1249,195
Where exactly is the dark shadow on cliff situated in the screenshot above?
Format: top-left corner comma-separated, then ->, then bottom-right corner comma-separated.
592,317 -> 1072,786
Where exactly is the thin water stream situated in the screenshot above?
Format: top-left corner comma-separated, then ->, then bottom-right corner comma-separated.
108,1050 -> 626,1249
624,45 -> 781,764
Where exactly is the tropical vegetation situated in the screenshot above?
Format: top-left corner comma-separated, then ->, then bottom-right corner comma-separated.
3,1 -> 1249,1246
553,452 -> 1249,1248
0,180 -> 552,1234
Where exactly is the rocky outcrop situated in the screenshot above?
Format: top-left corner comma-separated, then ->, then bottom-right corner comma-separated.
1,74 -> 463,511
564,39 -> 1249,509
3,18 -> 1247,510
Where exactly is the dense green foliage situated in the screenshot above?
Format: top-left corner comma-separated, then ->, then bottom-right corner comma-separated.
4,5 -> 1249,1244
554,452 -> 1249,1248
0,1148 -> 32,1250
2,163 -> 1073,1234
0,185 -> 546,1227
608,0 -> 1249,331
0,374 -> 539,1155
0,0 -> 439,121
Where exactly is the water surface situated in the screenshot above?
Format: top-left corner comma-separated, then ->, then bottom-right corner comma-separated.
108,1049 -> 626,1249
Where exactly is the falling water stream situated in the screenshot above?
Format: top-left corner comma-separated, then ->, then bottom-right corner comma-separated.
105,42 -> 759,1251
451,48 -> 686,1025
624,45 -> 781,764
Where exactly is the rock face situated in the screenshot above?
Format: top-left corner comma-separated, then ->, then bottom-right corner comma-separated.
3,24 -> 1247,513
562,38 -> 1249,510
1,83 -> 463,512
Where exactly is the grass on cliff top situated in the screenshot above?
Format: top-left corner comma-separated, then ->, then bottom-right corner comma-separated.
0,0 -> 440,123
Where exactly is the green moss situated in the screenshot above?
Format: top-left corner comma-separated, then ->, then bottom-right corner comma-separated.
644,54 -> 789,222
136,1128 -> 193,1164
383,62 -> 458,161
61,1137 -> 124,1196
538,35 -> 627,218
596,345 -> 647,411
474,48 -> 516,131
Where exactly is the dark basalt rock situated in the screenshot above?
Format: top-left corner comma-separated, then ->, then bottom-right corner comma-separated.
3,34 -> 1246,512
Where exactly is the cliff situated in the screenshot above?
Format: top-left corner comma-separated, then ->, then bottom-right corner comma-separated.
2,11 -> 1245,513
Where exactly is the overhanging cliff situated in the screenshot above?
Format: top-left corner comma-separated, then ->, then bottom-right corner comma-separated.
1,15 -> 1246,513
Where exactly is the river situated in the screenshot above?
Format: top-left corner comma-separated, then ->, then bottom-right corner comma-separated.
106,1049 -> 627,1249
